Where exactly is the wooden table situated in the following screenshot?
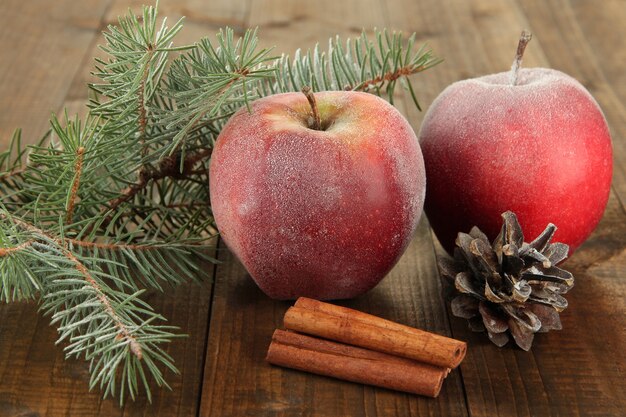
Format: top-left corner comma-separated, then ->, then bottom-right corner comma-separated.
1,0 -> 625,416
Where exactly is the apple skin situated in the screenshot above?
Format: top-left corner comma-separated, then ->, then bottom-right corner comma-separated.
209,91 -> 426,300
418,68 -> 613,255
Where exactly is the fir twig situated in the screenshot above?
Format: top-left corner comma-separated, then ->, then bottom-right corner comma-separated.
255,30 -> 442,109
65,146 -> 85,224
104,148 -> 212,216
1,208 -> 186,402
0,240 -> 33,257
5,212 -> 142,358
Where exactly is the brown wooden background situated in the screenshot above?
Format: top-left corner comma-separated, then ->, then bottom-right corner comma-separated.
1,0 -> 625,416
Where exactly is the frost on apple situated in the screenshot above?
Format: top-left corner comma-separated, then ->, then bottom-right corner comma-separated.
418,65 -> 613,255
210,91 -> 426,300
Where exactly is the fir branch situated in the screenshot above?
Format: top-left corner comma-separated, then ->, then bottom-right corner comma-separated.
0,166 -> 27,182
256,30 -> 442,108
158,27 -> 277,161
62,244 -> 144,359
0,240 -> 39,303
90,4 -> 185,125
137,46 -> 154,157
1,209 -> 184,402
23,113 -> 124,226
5,214 -> 148,346
66,146 -> 85,223
0,209 -> 40,301
108,148 -> 211,210
66,237 -> 197,251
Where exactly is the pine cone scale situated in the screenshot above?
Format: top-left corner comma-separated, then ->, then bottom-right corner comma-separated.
485,281 -> 508,303
478,301 -> 508,333
451,295 -> 479,319
508,318 -> 534,351
544,242 -> 569,264
525,223 -> 556,253
503,304 -> 542,332
501,211 -> 524,248
528,303 -> 562,332
455,271 -> 485,299
502,244 -> 524,275
487,330 -> 510,347
511,281 -> 531,302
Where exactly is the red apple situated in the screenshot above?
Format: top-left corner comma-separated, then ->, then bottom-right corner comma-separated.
209,90 -> 426,300
418,32 -> 612,254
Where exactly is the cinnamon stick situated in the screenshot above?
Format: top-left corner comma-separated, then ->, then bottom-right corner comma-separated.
284,297 -> 466,369
266,329 -> 447,398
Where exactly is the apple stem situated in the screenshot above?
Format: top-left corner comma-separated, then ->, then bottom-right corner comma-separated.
510,30 -> 532,86
301,86 -> 322,130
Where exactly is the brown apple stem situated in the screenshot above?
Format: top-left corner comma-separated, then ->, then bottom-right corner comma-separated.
301,86 -> 322,130
510,30 -> 532,86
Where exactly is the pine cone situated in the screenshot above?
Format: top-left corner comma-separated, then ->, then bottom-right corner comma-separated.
438,211 -> 574,351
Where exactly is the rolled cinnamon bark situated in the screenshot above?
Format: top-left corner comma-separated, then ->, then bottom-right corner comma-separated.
266,329 -> 447,398
285,297 -> 466,369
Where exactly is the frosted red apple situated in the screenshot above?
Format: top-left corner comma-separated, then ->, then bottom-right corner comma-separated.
419,34 -> 612,254
210,91 -> 426,300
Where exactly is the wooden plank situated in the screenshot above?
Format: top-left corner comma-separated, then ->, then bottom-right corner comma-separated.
523,0 -> 626,209
200,223 -> 469,417
564,0 -> 626,105
66,0 -> 255,108
0,1 -> 111,415
198,1 -> 468,415
515,0 -> 626,209
0,0 -> 228,415
385,0 -> 626,415
3,0 -> 625,415
0,0 -> 111,144
0,279 -> 215,416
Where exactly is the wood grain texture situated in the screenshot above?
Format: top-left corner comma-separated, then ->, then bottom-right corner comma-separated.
0,0 -> 111,142
1,0 -> 625,416
0,280 -> 215,417
199,221 -> 468,417
198,1 -> 467,415
405,1 -> 626,416
0,0 -> 219,415
516,0 -> 626,210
